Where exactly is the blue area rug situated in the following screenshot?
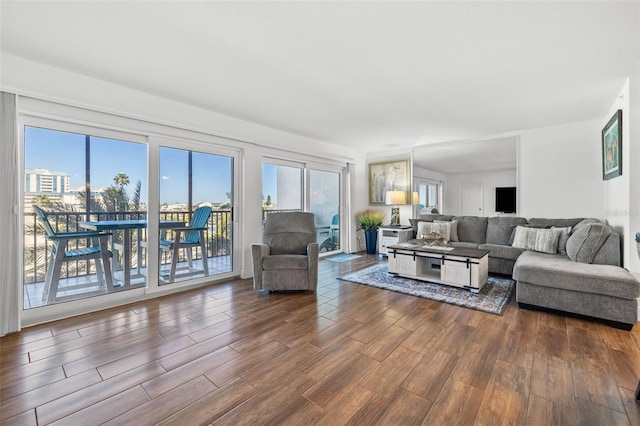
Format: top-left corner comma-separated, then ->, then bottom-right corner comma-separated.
338,263 -> 514,315
324,253 -> 362,263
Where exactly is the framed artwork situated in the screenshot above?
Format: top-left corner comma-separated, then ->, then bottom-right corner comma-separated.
602,110 -> 622,180
368,159 -> 409,205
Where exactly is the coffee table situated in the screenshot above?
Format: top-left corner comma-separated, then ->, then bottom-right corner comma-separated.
387,243 -> 489,292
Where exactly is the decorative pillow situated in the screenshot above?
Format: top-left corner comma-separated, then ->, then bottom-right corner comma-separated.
552,226 -> 572,255
566,223 -> 612,264
417,221 -> 451,241
434,220 -> 458,242
511,226 -> 561,254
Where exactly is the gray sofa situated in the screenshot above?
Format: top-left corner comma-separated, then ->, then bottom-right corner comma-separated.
408,215 -> 640,329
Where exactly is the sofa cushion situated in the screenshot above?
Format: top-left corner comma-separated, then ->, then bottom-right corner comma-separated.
566,223 -> 612,264
451,241 -> 480,249
479,243 -> 526,261
486,217 -> 528,245
454,216 -> 488,243
528,218 -> 584,229
572,218 -> 602,233
262,254 -> 309,270
512,226 -> 561,254
513,250 -> 640,300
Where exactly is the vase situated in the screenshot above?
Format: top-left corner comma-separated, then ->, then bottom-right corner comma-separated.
365,230 -> 378,254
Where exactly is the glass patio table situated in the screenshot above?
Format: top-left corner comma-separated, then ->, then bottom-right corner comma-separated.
78,219 -> 185,286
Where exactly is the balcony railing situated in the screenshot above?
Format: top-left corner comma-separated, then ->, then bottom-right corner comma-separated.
24,210 -> 232,284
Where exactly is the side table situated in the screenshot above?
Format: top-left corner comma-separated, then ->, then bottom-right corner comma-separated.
378,226 -> 413,256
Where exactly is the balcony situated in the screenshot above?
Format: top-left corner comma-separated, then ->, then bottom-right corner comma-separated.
23,210 -> 233,309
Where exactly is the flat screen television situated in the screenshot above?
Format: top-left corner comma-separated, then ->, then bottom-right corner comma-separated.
495,187 -> 516,213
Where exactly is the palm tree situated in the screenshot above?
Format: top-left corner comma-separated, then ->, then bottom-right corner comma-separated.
113,172 -> 130,190
130,180 -> 142,211
113,172 -> 130,212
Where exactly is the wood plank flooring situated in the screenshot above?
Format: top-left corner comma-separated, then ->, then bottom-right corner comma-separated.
2,254 -> 640,425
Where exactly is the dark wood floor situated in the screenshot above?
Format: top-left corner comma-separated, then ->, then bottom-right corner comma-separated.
2,254 -> 640,425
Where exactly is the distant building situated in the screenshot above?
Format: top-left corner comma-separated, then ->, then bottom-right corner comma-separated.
26,168 -> 70,194
24,168 -> 77,210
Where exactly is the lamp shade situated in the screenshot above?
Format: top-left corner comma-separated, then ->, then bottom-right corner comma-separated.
412,191 -> 419,205
385,190 -> 407,205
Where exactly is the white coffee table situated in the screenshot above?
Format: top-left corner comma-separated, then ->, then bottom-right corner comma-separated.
387,243 -> 489,292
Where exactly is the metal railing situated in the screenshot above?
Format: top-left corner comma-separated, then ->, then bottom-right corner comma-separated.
24,210 -> 232,284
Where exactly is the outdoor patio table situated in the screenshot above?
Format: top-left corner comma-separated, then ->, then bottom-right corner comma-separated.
78,219 -> 185,286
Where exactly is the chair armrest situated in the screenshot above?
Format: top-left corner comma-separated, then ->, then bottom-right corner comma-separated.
251,244 -> 270,290
165,226 -> 207,231
307,242 -> 319,289
307,242 -> 319,259
48,231 -> 111,240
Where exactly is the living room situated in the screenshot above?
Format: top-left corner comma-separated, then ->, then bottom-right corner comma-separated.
1,1 -> 640,424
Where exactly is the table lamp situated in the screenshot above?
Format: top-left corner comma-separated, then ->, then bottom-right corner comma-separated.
385,190 -> 407,226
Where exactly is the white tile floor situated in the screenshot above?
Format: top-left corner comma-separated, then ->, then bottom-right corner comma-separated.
24,256 -> 232,309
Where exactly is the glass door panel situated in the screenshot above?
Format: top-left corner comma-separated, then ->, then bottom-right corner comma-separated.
261,162 -> 303,221
309,169 -> 340,253
158,147 -> 233,285
23,126 -> 147,309
416,179 -> 441,215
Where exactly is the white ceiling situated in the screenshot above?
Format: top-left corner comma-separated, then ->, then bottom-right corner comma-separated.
1,1 -> 639,156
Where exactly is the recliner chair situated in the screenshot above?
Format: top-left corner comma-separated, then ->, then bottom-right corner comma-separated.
252,212 -> 318,291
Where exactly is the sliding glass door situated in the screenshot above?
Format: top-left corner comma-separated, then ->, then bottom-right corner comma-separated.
158,146 -> 234,285
262,159 -> 343,254
23,124 -> 147,309
310,168 -> 341,252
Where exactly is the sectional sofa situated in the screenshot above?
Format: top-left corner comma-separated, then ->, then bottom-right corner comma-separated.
408,215 -> 640,329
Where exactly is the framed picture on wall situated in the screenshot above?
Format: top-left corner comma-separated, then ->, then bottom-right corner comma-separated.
602,109 -> 622,180
368,159 -> 409,205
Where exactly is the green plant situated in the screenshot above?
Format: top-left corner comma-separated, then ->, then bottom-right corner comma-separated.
355,209 -> 385,232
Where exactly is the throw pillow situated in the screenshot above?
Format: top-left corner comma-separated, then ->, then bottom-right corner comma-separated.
552,226 -> 572,255
566,223 -> 612,264
417,221 -> 451,241
511,226 -> 561,254
434,220 -> 458,242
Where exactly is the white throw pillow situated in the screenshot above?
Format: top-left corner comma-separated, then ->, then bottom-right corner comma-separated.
434,220 -> 458,242
512,226 -> 561,254
417,221 -> 451,241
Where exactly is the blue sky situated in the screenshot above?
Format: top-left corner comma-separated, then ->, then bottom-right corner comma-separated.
25,126 -> 247,205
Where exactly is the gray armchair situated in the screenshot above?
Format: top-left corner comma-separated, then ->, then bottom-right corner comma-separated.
252,212 -> 319,291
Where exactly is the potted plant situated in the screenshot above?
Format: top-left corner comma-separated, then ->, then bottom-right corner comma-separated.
355,209 -> 385,254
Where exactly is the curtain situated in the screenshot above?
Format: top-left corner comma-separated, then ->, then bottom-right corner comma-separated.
0,91 -> 21,336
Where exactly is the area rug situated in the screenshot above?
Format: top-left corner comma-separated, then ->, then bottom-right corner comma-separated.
324,253 -> 362,263
337,263 -> 514,315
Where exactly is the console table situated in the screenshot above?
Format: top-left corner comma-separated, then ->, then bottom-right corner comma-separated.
387,243 -> 489,292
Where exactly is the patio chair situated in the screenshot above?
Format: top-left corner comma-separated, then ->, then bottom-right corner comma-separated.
33,205 -> 113,304
159,206 -> 211,283
252,212 -> 318,291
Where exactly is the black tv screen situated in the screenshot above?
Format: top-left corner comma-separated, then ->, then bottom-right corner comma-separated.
495,187 -> 516,213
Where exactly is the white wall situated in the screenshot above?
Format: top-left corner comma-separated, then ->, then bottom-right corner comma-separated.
628,76 -> 640,273
518,120 -> 604,219
443,169 -> 517,216
604,77 -> 640,272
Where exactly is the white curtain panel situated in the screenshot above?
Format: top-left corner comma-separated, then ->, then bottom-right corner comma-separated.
0,91 -> 21,336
